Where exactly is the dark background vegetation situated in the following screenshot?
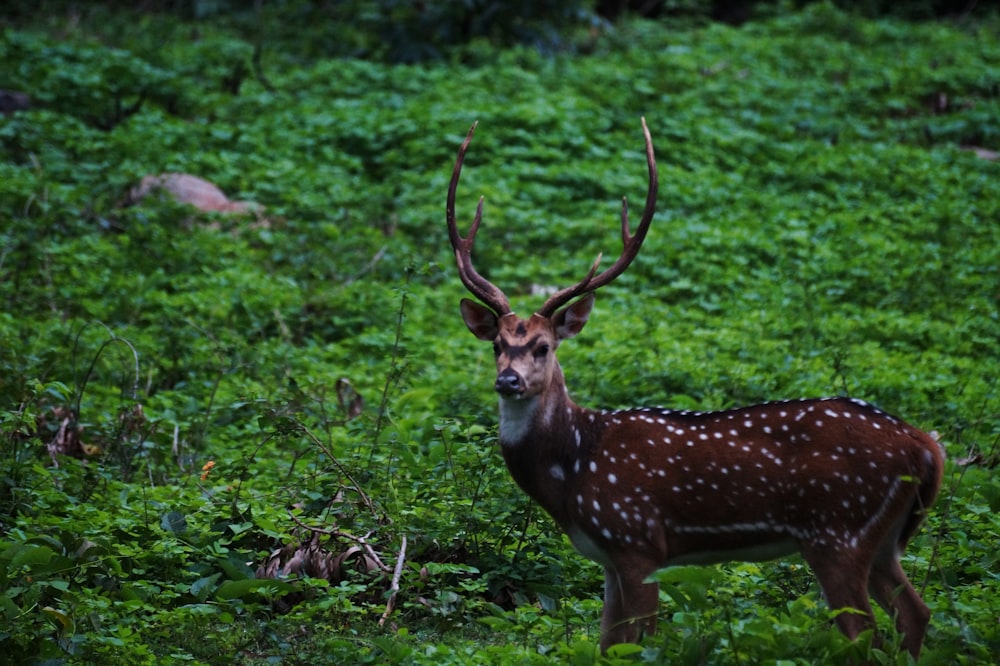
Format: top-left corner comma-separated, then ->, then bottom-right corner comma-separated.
1,0 -> 998,664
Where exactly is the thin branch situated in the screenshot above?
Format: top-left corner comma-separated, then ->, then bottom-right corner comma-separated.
369,276 -> 410,468
342,245 -> 388,287
379,535 -> 407,627
70,321 -> 141,417
297,423 -> 383,522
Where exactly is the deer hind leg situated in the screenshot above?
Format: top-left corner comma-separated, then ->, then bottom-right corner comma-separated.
868,541 -> 929,658
801,546 -> 877,644
600,564 -> 659,652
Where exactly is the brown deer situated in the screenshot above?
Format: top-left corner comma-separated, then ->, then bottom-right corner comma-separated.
446,119 -> 945,657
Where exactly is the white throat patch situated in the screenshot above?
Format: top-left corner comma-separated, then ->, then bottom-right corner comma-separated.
498,396 -> 538,446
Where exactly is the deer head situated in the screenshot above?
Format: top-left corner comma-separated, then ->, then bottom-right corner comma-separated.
448,119 -> 656,443
446,120 -> 944,658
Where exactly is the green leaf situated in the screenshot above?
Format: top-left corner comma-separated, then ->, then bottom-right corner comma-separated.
190,573 -> 221,601
215,578 -> 294,601
160,511 -> 188,535
9,544 -> 54,569
0,594 -> 20,619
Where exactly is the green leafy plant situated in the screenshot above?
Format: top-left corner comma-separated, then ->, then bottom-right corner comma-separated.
1,3 -> 998,664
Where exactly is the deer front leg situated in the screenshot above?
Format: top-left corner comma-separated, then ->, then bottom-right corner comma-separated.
600,563 -> 660,652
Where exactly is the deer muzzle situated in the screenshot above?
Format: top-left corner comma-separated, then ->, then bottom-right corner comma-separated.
495,368 -> 524,397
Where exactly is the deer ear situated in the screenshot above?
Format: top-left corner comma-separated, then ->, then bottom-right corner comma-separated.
554,292 -> 595,340
460,299 -> 500,341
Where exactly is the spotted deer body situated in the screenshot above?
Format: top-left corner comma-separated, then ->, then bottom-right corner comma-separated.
447,120 -> 944,657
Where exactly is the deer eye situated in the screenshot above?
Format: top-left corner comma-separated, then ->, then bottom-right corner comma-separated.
492,342 -> 501,357
534,344 -> 550,359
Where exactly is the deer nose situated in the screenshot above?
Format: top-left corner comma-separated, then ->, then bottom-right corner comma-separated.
495,369 -> 523,397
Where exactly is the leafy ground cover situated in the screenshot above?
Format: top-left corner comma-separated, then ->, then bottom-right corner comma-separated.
1,3 -> 998,664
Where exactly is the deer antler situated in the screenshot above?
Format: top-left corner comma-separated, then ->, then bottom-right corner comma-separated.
537,117 -> 657,317
446,121 -> 512,316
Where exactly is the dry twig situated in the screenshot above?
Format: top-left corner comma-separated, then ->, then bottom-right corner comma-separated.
379,535 -> 407,627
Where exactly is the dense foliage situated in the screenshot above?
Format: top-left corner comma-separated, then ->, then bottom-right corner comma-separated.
1,3 -> 998,664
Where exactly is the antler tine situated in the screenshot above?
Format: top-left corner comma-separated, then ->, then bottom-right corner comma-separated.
447,122 -> 512,316
538,117 -> 658,318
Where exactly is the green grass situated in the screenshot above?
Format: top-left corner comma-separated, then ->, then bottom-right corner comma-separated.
1,3 -> 999,664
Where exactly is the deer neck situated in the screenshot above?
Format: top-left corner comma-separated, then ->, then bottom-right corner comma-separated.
497,363 -> 596,524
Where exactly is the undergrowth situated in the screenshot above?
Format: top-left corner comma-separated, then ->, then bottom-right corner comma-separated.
1,2 -> 999,664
